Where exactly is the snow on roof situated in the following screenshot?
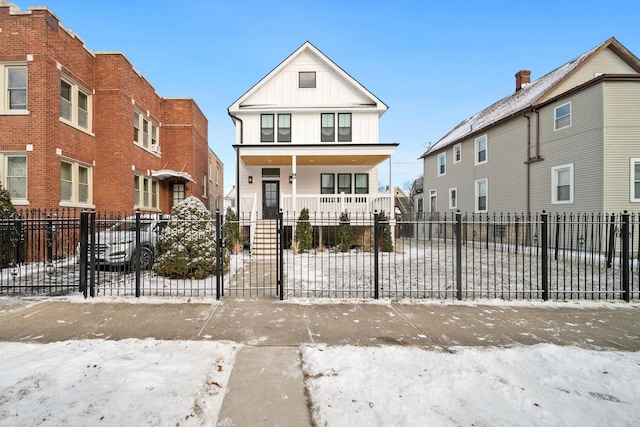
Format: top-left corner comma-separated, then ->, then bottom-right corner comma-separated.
421,41 -> 603,158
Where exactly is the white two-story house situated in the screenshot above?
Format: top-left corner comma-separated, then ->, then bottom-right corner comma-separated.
228,41 -> 397,251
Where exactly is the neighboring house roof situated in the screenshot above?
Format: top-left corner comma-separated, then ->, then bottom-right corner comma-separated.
420,37 -> 640,158
228,41 -> 388,116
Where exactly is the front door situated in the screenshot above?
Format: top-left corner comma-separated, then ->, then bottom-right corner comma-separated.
262,181 -> 279,219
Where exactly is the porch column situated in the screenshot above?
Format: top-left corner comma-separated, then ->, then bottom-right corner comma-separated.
291,155 -> 297,216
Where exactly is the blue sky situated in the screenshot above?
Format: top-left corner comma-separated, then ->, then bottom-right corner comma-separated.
11,0 -> 640,194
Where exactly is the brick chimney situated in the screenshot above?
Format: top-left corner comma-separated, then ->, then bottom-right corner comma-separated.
515,70 -> 531,92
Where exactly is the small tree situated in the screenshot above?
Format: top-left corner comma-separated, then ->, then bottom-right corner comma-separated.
377,210 -> 394,252
223,207 -> 242,254
294,208 -> 313,253
338,211 -> 352,252
0,185 -> 17,267
153,196 -> 228,279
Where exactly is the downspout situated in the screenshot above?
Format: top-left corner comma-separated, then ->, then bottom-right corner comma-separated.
227,111 -> 243,213
523,112 -> 532,217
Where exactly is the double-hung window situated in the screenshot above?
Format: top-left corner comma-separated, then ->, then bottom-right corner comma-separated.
320,173 -> 335,194
551,164 -> 574,204
449,188 -> 457,210
261,114 -> 274,142
338,113 -> 351,142
134,175 -> 159,209
60,160 -> 92,205
2,154 -> 27,202
554,102 -> 571,131
453,144 -> 461,163
1,64 -> 27,112
133,110 -> 159,151
321,113 -> 335,142
475,179 -> 488,212
338,173 -> 351,194
278,114 -> 291,142
631,159 -> 640,202
60,77 -> 92,132
355,173 -> 369,194
438,153 -> 446,176
475,135 -> 487,165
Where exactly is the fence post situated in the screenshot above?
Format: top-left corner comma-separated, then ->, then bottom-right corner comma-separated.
135,210 -> 141,298
215,209 -> 222,300
455,211 -> 462,300
278,209 -> 284,300
607,213 -> 616,268
541,211 -> 549,301
374,210 -> 379,299
621,211 -> 630,303
79,211 -> 88,297
89,211 -> 96,298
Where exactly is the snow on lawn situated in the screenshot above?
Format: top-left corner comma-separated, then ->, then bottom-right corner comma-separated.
0,339 -> 238,426
1,340 -> 640,426
302,344 -> 640,427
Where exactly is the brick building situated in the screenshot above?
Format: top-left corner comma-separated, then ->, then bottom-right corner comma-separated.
0,2 -> 221,213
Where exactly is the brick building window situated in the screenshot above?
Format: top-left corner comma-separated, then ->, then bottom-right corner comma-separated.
60,160 -> 92,205
2,154 -> 27,201
133,110 -> 159,151
173,183 -> 185,207
60,77 -> 92,132
1,65 -> 27,111
134,175 -> 158,210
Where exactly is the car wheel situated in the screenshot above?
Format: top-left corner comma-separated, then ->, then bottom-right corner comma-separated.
132,246 -> 154,271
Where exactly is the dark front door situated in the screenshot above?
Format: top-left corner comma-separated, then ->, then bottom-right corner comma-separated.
262,181 -> 279,219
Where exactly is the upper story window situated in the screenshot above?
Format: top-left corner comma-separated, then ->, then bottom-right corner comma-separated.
551,164 -> 574,204
202,173 -> 207,198
1,64 -> 27,113
60,77 -> 92,132
261,114 -> 274,142
453,144 -> 461,163
134,110 -> 159,152
338,113 -> 352,142
554,101 -> 572,131
438,153 -> 446,176
475,135 -> 487,165
299,71 -> 316,88
278,114 -> 291,142
321,113 -> 334,142
60,160 -> 92,206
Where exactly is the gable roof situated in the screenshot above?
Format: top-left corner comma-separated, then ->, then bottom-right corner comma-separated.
420,37 -> 640,158
228,41 -> 387,114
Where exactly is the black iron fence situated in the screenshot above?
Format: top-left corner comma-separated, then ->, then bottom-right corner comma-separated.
1,208 -> 638,302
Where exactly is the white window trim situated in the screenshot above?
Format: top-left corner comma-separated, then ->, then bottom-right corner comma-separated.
429,189 -> 437,212
60,76 -> 93,135
133,110 -> 160,155
448,187 -> 458,210
554,101 -> 572,131
134,174 -> 160,211
551,163 -> 574,204
453,143 -> 461,164
437,152 -> 446,176
1,153 -> 29,205
475,135 -> 488,166
475,178 -> 488,213
1,63 -> 29,114
630,158 -> 640,202
59,158 -> 94,208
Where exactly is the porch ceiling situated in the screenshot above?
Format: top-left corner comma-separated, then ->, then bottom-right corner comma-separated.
240,154 -> 389,166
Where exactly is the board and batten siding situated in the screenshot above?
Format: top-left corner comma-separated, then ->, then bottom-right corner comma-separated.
530,84 -> 605,213
603,81 -> 640,212
541,47 -> 638,103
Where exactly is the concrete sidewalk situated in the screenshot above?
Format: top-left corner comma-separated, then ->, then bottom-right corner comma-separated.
1,297 -> 639,426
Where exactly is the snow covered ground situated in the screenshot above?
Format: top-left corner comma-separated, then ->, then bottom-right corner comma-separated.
1,339 -> 639,426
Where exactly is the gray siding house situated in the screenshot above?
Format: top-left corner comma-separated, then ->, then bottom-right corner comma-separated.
420,37 -> 640,215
